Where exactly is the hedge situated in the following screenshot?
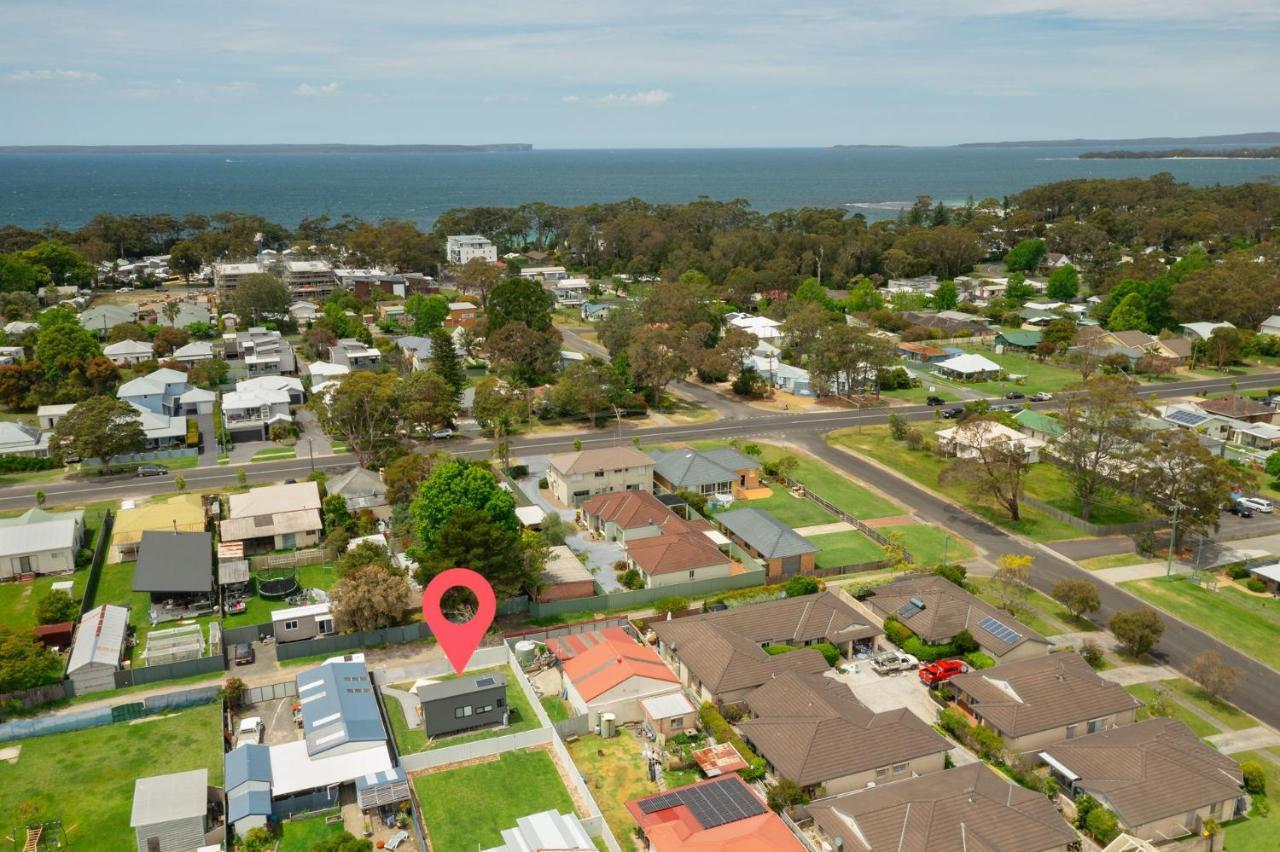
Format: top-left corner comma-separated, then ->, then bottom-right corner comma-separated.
763,642 -> 842,667
698,702 -> 766,781
0,455 -> 57,473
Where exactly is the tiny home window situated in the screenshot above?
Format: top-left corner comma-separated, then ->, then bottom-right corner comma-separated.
284,620 -> 299,631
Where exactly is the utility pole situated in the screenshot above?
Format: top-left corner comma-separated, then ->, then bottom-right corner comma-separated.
1165,500 -> 1182,577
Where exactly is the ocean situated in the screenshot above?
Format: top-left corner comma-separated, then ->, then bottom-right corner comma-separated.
1,146 -> 1276,230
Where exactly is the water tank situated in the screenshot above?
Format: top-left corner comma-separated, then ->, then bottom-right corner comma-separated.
601,712 -> 617,738
514,640 -> 538,666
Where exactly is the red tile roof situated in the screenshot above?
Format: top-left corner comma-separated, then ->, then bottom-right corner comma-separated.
562,629 -> 678,702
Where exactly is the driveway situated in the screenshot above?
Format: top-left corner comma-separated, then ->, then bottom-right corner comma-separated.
196,412 -> 218,468
228,439 -> 275,463
296,408 -> 333,457
515,454 -> 624,592
1207,726 -> 1280,753
1097,663 -> 1180,686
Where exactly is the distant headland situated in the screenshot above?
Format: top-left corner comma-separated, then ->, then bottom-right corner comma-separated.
954,131 -> 1280,149
0,143 -> 533,154
1081,146 -> 1280,160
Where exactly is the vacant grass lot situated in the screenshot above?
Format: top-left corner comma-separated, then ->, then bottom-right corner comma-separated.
389,665 -> 540,755
810,531 -> 885,570
414,749 -> 578,851
0,704 -> 223,851
1120,576 -> 1280,670
1022,464 -> 1152,526
882,524 -> 975,565
829,426 -> 1083,543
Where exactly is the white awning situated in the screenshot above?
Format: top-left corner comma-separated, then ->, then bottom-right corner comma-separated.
702,529 -> 731,546
1038,751 -> 1079,782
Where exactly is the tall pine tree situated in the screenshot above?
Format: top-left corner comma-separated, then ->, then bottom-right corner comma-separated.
428,328 -> 465,402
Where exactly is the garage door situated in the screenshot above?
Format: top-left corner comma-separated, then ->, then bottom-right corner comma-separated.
780,555 -> 803,575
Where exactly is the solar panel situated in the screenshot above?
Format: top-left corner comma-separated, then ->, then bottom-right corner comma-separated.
637,778 -> 765,828
978,615 -> 1022,645
474,676 -> 496,687
1166,409 -> 1206,426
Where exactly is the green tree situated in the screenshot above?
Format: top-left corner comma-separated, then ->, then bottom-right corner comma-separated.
21,241 -> 93,287
322,493 -> 355,535
1042,317 -> 1076,351
1138,428 -> 1242,547
34,313 -> 101,368
1004,273 -> 1034,304
1054,375 -> 1148,522
1186,649 -> 1240,702
765,777 -> 810,812
1110,607 -> 1165,657
0,626 -> 63,692
784,575 -> 820,597
932,280 -> 958,311
167,240 -> 203,284
315,372 -> 403,468
404,293 -> 449,334
330,564 -> 412,632
383,451 -> 446,505
398,370 -> 459,437
310,832 -> 374,852
1107,292 -> 1148,332
941,417 -> 1030,521
411,459 -> 518,549
844,278 -> 885,312
428,328 -> 465,400
0,253 -> 48,293
35,590 -> 78,625
107,321 -> 149,343
52,396 -> 146,467
152,326 -> 189,357
1004,238 -> 1046,273
1046,264 -> 1079,301
628,325 -> 688,404
485,276 -> 553,333
1051,579 -> 1100,619
416,506 -> 540,602
224,272 -> 290,324
455,257 -> 502,307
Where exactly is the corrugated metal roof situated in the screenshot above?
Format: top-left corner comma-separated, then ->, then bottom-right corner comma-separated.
67,604 -> 128,673
296,659 -> 386,756
0,508 -> 82,558
132,530 -> 213,594
130,768 -> 208,827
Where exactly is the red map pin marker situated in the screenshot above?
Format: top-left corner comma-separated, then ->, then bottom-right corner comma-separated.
422,567 -> 496,674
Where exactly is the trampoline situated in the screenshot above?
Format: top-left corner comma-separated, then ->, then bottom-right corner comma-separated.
258,570 -> 301,600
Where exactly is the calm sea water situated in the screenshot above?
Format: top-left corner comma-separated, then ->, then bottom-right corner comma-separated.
1,147 -> 1276,230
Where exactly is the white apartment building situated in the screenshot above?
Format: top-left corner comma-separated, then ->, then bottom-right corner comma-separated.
446,235 -> 498,265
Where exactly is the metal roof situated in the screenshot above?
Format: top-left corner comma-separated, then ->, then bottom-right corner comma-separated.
227,788 -> 273,823
715,507 -> 818,559
296,659 -> 386,756
225,743 -> 273,791
130,768 -> 208,827
133,531 -> 213,594
67,604 -> 128,673
0,508 -> 82,558
416,670 -> 508,702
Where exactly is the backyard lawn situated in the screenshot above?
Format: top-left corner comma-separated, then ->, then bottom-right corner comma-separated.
541,695 -> 572,722
0,568 -> 91,629
881,524 -> 974,566
0,703 -> 223,851
829,426 -> 1084,543
810,531 -> 885,570
220,563 -> 340,628
278,810 -> 348,851
735,483 -> 836,528
414,749 -> 579,851
567,733 -> 666,843
389,665 -> 540,755
1120,577 -> 1280,670
1223,750 -> 1280,850
1125,682 -> 1221,738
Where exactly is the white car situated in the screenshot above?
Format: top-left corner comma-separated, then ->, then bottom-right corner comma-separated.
115,286 -> 133,293
235,716 -> 264,747
1239,497 -> 1274,514
1029,392 -> 1054,402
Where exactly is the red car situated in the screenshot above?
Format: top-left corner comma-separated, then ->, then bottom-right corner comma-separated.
918,659 -> 968,685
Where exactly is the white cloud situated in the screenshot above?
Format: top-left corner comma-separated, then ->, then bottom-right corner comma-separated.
6,68 -> 100,83
565,89 -> 672,107
293,81 -> 339,97
561,95 -> 581,103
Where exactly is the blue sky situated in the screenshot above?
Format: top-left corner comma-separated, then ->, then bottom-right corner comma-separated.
2,1 -> 1277,147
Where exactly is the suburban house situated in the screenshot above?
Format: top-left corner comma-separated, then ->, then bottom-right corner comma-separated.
649,447 -> 766,501
1246,561 -> 1280,595
714,508 -> 818,579
937,420 -> 1046,464
742,351 -> 817,396
726,312 -> 783,341
104,338 -> 155,365
80,303 -> 137,337
271,602 -> 334,643
947,653 -> 1140,752
650,592 -> 881,704
0,421 -> 50,457
897,341 -> 949,363
444,301 -> 480,329
130,404 -> 190,450
1260,315 -> 1280,337
221,384 -> 293,442
238,375 -> 306,405
326,466 -> 388,516
220,481 -> 323,553
738,671 -> 951,795
868,575 -> 1052,662
1040,718 -> 1247,843
224,658 -> 405,830
807,764 -> 1079,852
130,768 -> 217,852
117,367 -> 190,415
520,266 -> 568,281
996,329 -> 1044,351
446,234 -> 498,265
552,277 -> 591,306
66,604 -> 129,694
1013,409 -> 1065,444
487,810 -> 595,852
581,491 -> 695,542
546,446 -> 655,507
580,302 -> 618,322
1197,394 -> 1274,424
395,335 -> 435,371
537,544 -> 596,602
557,628 -> 681,725
289,300 -> 320,323
4,319 -> 39,337
0,507 -> 85,578
328,338 -> 382,370
1159,404 -> 1233,442
417,671 -> 509,737
625,776 -> 805,851
132,531 -> 214,624
934,352 -> 1003,381
626,518 -> 734,587
223,327 -> 297,375
171,340 -> 215,364
109,494 -> 206,562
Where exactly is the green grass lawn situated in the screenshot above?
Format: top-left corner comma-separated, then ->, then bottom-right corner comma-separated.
220,563 -> 339,628
881,386 -> 958,405
0,568 -> 92,629
954,347 -> 1083,395
810,530 -> 885,570
1223,750 -> 1280,850
829,426 -> 1084,543
1154,678 -> 1258,731
389,665 -> 540,755
881,524 -> 975,566
541,694 -> 572,722
1120,576 -> 1280,670
736,483 -> 837,527
1022,464 -> 1152,525
1079,552 -> 1148,571
252,447 -> 296,462
0,703 -> 223,851
1126,682 -> 1222,738
414,749 -> 578,851
568,733 -> 664,843
966,578 -> 1079,638
279,810 -> 347,851
0,465 -> 68,489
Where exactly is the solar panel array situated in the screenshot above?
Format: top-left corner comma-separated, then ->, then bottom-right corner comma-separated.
978,615 -> 1022,645
1165,409 -> 1207,427
898,600 -> 923,619
475,676 -> 496,687
637,778 -> 766,828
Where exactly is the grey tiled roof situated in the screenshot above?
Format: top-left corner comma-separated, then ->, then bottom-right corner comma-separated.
715,507 -> 817,559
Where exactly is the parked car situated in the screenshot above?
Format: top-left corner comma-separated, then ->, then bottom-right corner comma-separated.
871,649 -> 920,674
430,427 -> 455,440
115,286 -> 133,293
1239,497 -> 1273,514
925,396 -> 946,406
1005,391 -> 1026,400
232,643 -> 256,666
941,406 -> 964,419
135,464 -> 169,477
918,659 -> 969,686
235,716 -> 264,748
1029,391 -> 1054,402
1229,502 -> 1254,518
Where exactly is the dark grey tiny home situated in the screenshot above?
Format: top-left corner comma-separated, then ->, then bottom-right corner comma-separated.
416,671 -> 508,737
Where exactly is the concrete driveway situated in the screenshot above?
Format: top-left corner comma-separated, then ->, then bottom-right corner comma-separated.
515,454 -> 624,591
